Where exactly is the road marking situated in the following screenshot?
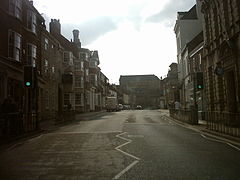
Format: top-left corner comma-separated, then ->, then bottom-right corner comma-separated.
226,143 -> 240,151
201,134 -> 240,151
127,135 -> 144,138
112,160 -> 139,180
27,134 -> 43,142
48,131 -> 122,135
125,122 -> 175,125
113,132 -> 140,179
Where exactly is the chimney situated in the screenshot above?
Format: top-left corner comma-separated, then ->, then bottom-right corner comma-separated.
73,30 -> 80,43
29,0 -> 33,5
49,19 -> 61,35
73,29 -> 81,48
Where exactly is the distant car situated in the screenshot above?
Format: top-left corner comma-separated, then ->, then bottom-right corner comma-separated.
123,105 -> 130,110
136,105 -> 142,110
118,104 -> 123,111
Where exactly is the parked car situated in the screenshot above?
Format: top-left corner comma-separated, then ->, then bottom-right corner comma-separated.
118,104 -> 123,111
136,105 -> 142,110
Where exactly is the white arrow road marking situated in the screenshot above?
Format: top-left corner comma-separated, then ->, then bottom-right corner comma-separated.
113,132 -> 140,179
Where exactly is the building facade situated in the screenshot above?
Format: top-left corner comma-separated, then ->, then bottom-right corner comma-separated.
0,1 -> 111,137
201,0 -> 240,132
164,63 -> 180,108
201,0 -> 240,113
174,1 -> 203,109
119,75 -> 160,109
0,0 -> 47,131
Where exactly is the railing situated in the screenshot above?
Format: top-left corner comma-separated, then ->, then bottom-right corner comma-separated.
0,112 -> 38,138
169,109 -> 240,137
169,108 -> 198,125
205,111 -> 240,137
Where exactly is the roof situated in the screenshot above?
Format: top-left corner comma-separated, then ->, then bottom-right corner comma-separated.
178,5 -> 197,20
119,75 -> 160,82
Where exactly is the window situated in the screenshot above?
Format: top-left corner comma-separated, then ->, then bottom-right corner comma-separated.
51,67 -> 55,73
75,93 -> 84,106
75,62 -> 81,71
9,0 -> 22,19
80,53 -> 87,61
81,61 -> 84,71
8,30 -> 21,61
90,74 -> 97,86
44,38 -> 48,50
75,76 -> 84,88
86,91 -> 90,105
90,61 -> 97,68
27,44 -> 37,67
64,93 -> 70,106
45,90 -> 49,110
63,51 -> 73,65
27,11 -> 37,33
85,69 -> 89,81
44,59 -> 48,74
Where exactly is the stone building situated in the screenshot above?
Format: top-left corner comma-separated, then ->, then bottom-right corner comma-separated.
164,63 -> 180,108
201,0 -> 240,124
119,75 -> 160,108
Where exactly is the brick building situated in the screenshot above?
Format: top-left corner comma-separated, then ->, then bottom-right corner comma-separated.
40,26 -> 64,122
0,0 -> 46,131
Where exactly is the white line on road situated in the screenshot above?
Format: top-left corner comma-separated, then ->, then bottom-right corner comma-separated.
226,143 -> 240,151
201,134 -> 240,151
48,131 -> 122,135
113,132 -> 140,179
164,115 -> 240,151
112,160 -> 139,180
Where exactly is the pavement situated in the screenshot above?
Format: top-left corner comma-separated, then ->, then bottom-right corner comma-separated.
0,110 -> 108,151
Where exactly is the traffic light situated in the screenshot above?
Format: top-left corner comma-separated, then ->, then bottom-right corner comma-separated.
24,65 -> 34,88
196,72 -> 203,90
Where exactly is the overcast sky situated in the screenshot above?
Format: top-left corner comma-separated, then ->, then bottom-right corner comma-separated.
34,0 -> 196,84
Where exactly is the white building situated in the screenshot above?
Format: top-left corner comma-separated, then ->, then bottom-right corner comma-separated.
174,0 -> 203,109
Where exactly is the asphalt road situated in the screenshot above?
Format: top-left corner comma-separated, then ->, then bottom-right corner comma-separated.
0,110 -> 240,180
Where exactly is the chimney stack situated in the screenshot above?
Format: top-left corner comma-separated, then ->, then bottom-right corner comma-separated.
73,29 -> 81,48
49,19 -> 61,35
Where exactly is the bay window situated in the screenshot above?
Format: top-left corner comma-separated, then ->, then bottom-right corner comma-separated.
27,11 -> 37,33
9,0 -> 22,19
27,44 -> 37,67
8,30 -> 21,62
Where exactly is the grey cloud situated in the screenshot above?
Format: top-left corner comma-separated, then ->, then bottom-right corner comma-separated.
61,17 -> 118,46
146,0 -> 196,26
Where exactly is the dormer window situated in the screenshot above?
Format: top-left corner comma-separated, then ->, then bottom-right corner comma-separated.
9,0 -> 22,19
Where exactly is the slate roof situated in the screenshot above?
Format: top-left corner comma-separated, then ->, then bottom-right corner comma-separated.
178,5 -> 197,20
